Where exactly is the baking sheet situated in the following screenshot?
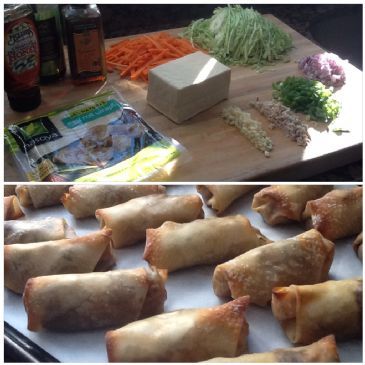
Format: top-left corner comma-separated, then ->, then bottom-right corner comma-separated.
4,185 -> 363,363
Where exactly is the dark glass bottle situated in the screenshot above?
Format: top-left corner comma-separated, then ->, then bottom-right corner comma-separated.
33,4 -> 66,83
4,4 -> 41,112
63,4 -> 107,85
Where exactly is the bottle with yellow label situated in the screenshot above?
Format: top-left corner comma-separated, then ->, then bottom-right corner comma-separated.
63,4 -> 106,85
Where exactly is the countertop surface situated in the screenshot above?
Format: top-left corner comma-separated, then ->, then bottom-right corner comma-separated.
4,15 -> 362,182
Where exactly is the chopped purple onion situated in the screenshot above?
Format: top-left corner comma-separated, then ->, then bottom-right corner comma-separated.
298,52 -> 346,88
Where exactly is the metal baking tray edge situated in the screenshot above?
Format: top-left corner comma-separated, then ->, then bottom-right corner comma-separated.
4,321 -> 60,363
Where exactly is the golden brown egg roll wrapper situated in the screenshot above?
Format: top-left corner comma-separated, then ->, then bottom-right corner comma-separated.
23,267 -> 167,331
203,335 -> 340,362
106,296 -> 250,362
144,215 -> 271,272
303,187 -> 362,240
197,185 -> 258,215
353,232 -> 363,260
4,195 -> 24,220
272,278 -> 362,345
213,229 -> 334,306
96,194 -> 204,248
4,229 -> 115,294
252,185 -> 332,225
62,184 -> 166,218
4,185 -> 16,197
15,185 -> 69,209
5,217 -> 76,245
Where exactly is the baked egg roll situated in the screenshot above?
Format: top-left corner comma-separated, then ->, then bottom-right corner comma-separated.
252,185 -> 332,225
144,215 -> 271,272
197,185 -> 257,215
213,229 -> 334,306
96,194 -> 204,248
16,185 -> 69,208
4,229 -> 115,294
272,278 -> 362,345
5,217 -> 76,245
203,335 -> 339,362
4,195 -> 24,220
303,186 -> 362,240
353,232 -> 362,260
23,267 -> 167,331
106,296 -> 250,362
62,184 -> 166,218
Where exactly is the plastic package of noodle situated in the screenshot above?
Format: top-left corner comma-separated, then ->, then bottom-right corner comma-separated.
4,91 -> 183,182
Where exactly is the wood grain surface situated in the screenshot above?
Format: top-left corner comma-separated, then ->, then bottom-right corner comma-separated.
4,15 -> 362,182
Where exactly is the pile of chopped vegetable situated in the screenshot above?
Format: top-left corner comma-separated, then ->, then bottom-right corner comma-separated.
298,52 -> 346,88
182,5 -> 292,66
222,105 -> 273,157
106,32 -> 198,82
250,99 -> 310,147
272,76 -> 340,122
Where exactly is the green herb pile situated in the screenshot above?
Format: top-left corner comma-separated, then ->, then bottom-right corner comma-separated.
182,5 -> 293,66
272,76 -> 340,122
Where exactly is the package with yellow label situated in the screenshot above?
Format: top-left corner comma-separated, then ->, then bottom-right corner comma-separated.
5,92 -> 183,182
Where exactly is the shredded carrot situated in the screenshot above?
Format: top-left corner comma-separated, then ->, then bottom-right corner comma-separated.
105,32 -> 199,82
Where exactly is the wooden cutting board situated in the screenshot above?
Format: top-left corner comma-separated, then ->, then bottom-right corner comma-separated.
4,15 -> 362,182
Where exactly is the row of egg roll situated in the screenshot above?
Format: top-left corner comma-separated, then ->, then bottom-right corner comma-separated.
4,185 -> 166,220
3,184 -> 329,219
5,184 -> 252,218
4,192 -> 202,246
7,185 -> 162,211
21,269 -> 360,361
15,184 -> 365,264
6,185 -> 362,247
251,185 -> 362,260
5,185 -> 362,243
5,184 -> 245,220
252,185 -> 362,241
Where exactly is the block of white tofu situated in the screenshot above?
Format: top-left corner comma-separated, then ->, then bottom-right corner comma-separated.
147,51 -> 231,123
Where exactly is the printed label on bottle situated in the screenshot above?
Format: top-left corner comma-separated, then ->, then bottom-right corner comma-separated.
73,29 -> 102,73
4,17 -> 40,88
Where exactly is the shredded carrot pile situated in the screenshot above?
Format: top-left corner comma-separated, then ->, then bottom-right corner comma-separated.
106,32 -> 198,82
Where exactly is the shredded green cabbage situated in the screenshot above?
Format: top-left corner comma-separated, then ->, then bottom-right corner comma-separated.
182,5 -> 293,66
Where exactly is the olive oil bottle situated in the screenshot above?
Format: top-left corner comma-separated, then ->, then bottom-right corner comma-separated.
33,4 -> 66,83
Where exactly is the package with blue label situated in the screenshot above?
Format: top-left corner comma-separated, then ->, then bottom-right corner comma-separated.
4,92 -> 182,182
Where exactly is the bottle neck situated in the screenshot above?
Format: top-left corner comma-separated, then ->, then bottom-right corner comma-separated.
33,5 -> 59,21
63,4 -> 100,19
67,4 -> 98,11
4,4 -> 33,23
